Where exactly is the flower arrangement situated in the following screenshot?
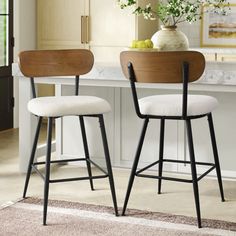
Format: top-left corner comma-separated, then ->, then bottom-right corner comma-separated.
117,0 -> 229,27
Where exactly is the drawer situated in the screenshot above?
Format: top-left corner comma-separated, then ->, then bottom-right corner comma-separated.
203,53 -> 217,62
217,54 -> 236,62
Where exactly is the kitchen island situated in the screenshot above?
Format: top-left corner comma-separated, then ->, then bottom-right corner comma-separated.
13,54 -> 236,179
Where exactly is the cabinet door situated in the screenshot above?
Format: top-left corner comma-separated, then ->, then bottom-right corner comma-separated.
88,0 -> 158,63
88,0 -> 135,63
37,0 -> 86,49
204,53 -> 217,62
217,54 -> 236,62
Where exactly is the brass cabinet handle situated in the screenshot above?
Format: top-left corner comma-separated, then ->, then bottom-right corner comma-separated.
85,16 -> 89,44
81,16 -> 86,44
81,16 -> 84,44
81,16 -> 89,44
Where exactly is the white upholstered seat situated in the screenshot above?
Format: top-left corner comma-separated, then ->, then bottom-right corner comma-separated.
139,94 -> 218,116
28,95 -> 111,117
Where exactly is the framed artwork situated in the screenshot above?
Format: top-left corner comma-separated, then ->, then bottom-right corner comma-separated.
201,4 -> 236,47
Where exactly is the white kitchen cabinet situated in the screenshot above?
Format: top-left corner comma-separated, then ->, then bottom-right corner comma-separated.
88,0 -> 158,62
37,0 -> 158,62
36,0 -> 158,96
56,84 -> 179,171
178,91 -> 236,178
58,85 -> 115,168
36,0 -> 87,96
120,88 -> 178,172
57,84 -> 236,178
88,0 -> 135,62
37,0 -> 87,49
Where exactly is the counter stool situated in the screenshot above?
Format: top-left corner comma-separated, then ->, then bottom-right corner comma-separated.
120,51 -> 225,228
19,49 -> 118,225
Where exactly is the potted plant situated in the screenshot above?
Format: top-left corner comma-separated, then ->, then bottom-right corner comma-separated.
117,0 -> 229,50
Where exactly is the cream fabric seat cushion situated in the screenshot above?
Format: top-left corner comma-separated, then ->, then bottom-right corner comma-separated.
28,96 -> 111,117
139,94 -> 218,117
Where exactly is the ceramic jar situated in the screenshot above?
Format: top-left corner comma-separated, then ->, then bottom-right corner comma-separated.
151,25 -> 189,51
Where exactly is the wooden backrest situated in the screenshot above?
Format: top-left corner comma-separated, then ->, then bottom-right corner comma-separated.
120,51 -> 205,83
18,49 -> 94,77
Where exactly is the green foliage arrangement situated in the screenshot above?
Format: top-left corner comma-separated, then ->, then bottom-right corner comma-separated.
117,0 -> 229,26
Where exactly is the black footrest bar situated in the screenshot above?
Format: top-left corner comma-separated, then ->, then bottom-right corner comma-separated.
33,158 -> 107,175
49,174 -> 108,183
136,159 -> 215,177
136,164 -> 216,183
31,157 -> 109,184
136,173 -> 193,183
34,158 -> 86,165
163,159 -> 215,166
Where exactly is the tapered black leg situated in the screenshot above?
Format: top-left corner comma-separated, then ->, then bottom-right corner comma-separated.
43,117 -> 53,225
99,115 -> 119,216
122,118 -> 149,216
186,119 -> 202,228
23,117 -> 43,198
207,113 -> 225,202
158,118 -> 165,194
79,116 -> 94,191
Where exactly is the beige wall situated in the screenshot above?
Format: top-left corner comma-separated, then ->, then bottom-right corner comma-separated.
14,0 -> 36,128
14,0 -> 36,61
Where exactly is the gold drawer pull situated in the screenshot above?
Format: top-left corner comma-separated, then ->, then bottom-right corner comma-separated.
81,16 -> 89,44
81,16 -> 86,44
85,16 -> 89,44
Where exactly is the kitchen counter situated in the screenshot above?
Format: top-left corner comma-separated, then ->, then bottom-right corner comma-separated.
13,60 -> 236,178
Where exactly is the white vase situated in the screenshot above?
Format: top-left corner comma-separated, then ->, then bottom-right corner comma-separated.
151,26 -> 189,51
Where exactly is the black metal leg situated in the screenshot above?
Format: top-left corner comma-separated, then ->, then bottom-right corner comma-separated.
158,118 -> 165,194
23,117 -> 43,198
207,113 -> 225,202
79,116 -> 94,191
99,115 -> 119,216
122,118 -> 149,216
186,119 -> 201,228
43,117 -> 53,225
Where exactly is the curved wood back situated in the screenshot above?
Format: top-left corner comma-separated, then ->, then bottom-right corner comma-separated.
120,51 -> 205,83
18,49 -> 94,77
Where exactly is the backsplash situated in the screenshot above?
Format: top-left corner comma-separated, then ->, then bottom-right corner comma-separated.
178,21 -> 201,47
199,70 -> 236,84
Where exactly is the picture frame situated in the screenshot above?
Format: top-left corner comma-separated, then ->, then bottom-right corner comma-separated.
200,4 -> 236,47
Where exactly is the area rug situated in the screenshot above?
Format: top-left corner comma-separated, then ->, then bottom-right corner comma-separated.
0,198 -> 235,236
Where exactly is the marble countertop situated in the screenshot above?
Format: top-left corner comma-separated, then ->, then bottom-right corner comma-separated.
12,47 -> 236,78
12,62 -> 126,81
13,61 -> 236,93
12,47 -> 236,90
191,48 -> 236,54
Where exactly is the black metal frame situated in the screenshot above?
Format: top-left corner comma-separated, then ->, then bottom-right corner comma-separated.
122,61 -> 225,228
23,75 -> 119,225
